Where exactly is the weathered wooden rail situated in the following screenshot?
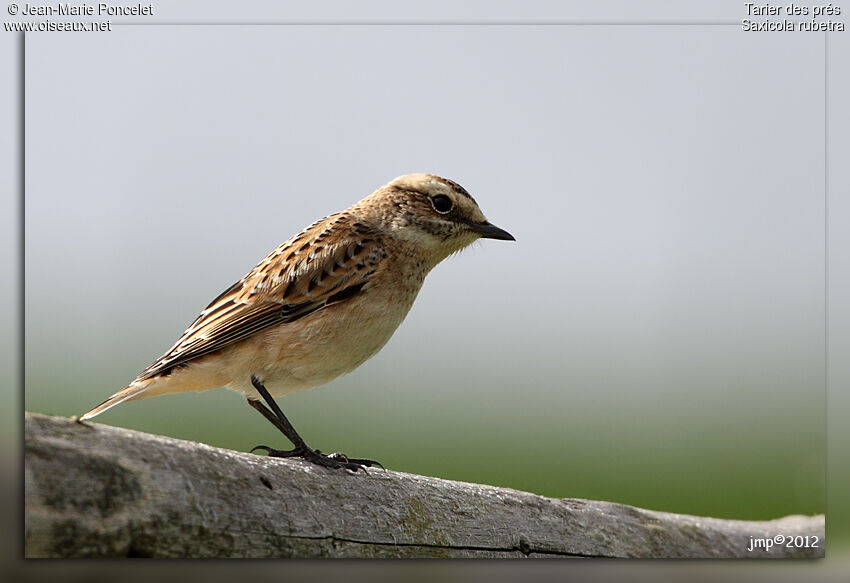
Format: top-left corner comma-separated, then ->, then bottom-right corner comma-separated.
24,412 -> 824,558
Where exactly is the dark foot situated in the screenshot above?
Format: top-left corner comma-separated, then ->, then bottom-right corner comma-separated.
250,444 -> 382,472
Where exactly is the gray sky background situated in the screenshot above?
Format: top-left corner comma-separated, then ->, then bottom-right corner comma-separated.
5,2 -> 848,522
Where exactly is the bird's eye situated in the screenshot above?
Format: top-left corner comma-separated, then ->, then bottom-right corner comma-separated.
431,194 -> 453,214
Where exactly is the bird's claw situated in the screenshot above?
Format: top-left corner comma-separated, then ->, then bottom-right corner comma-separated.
250,444 -> 380,473
328,452 -> 384,469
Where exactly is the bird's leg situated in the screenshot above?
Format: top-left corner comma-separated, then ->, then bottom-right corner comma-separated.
247,375 -> 382,471
246,398 -> 303,446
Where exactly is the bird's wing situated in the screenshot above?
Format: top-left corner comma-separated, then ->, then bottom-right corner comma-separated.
135,216 -> 387,381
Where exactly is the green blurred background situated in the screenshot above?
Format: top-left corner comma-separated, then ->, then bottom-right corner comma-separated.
18,13 -> 833,547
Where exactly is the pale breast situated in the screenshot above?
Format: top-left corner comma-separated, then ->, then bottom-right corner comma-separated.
226,267 -> 425,398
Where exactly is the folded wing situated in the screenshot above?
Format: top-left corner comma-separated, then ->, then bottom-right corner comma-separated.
136,217 -> 387,382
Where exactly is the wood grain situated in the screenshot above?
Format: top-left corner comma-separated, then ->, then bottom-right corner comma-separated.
24,412 -> 824,558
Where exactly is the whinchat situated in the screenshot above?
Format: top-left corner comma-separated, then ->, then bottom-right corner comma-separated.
80,174 -> 515,471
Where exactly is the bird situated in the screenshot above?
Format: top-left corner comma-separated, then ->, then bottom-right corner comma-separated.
79,173 -> 515,471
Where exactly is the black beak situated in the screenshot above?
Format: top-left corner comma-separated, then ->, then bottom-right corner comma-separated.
470,221 -> 515,241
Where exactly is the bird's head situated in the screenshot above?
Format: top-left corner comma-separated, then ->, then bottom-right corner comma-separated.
360,173 -> 514,263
